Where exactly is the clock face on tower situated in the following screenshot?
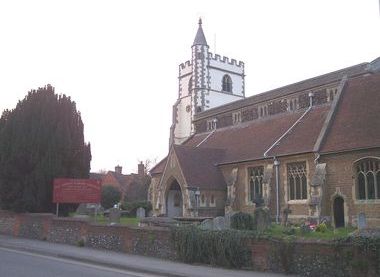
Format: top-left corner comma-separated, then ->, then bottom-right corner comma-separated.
186,105 -> 191,113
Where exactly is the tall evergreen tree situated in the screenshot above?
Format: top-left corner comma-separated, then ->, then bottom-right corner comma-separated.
0,85 -> 91,212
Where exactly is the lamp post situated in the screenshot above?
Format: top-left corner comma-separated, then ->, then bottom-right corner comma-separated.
195,188 -> 201,217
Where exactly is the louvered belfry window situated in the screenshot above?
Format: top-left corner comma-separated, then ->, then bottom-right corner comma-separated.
222,74 -> 232,93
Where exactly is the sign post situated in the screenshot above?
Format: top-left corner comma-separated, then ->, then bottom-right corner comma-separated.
56,203 -> 59,217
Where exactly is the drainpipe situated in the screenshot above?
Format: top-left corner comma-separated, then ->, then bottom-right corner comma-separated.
196,118 -> 217,147
274,158 -> 280,224
263,92 -> 314,158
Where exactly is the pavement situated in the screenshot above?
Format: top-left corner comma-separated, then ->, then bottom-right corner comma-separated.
0,235 -> 290,277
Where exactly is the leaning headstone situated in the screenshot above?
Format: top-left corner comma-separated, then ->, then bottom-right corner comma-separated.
358,212 -> 367,230
213,216 -> 225,230
200,219 -> 214,230
136,207 -> 146,219
224,211 -> 237,229
109,208 -> 121,224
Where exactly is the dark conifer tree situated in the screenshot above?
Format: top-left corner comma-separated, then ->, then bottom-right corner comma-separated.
0,85 -> 91,212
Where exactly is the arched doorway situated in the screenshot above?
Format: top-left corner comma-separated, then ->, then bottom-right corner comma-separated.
166,180 -> 183,217
333,196 -> 345,228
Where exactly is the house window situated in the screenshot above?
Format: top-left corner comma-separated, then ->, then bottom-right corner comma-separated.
222,74 -> 232,93
249,166 -> 264,202
356,158 -> 380,200
287,162 -> 308,200
232,111 -> 241,125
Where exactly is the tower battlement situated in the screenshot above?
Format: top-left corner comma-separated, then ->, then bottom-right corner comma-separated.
179,60 -> 192,76
179,60 -> 192,69
209,53 -> 244,67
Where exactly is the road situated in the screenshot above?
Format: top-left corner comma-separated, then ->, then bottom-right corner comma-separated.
0,247 -> 160,277
0,235 -> 291,277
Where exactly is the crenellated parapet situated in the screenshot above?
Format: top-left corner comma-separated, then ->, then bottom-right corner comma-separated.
209,53 -> 244,68
179,60 -> 192,76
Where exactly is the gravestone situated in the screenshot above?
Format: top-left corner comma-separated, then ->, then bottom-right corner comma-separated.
213,216 -> 225,230
76,203 -> 103,216
136,207 -> 146,219
358,212 -> 367,230
200,219 -> 214,230
224,211 -> 237,229
109,208 -> 121,224
255,207 -> 271,232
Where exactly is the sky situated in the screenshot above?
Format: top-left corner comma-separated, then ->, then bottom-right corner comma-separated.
0,0 -> 379,174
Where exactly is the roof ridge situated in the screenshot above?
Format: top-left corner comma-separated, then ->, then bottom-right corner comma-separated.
195,61 -> 369,120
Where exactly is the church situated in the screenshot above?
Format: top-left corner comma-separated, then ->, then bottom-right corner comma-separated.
149,20 -> 380,228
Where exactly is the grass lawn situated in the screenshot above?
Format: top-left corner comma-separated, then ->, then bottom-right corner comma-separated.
264,223 -> 356,240
69,213 -> 140,226
92,215 -> 140,226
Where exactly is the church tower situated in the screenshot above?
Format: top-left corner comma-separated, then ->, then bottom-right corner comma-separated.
170,19 -> 245,145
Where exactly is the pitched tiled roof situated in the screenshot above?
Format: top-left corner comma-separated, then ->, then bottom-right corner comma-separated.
149,157 -> 167,175
321,73 -> 380,153
267,105 -> 330,157
89,172 -> 105,180
173,145 -> 226,190
186,108 -> 328,164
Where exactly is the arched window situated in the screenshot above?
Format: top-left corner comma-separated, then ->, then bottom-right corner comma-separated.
355,158 -> 380,200
222,75 -> 232,93
249,166 -> 264,202
287,162 -> 308,200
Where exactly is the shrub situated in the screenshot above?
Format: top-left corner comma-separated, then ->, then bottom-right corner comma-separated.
122,200 -> 152,216
231,212 -> 255,230
101,185 -> 121,209
77,239 -> 85,247
316,223 -> 328,233
171,226 -> 251,268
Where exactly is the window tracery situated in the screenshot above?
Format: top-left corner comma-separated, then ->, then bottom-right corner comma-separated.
287,162 -> 308,200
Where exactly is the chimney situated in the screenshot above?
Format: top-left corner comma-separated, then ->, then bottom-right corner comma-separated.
138,162 -> 145,176
115,165 -> 122,174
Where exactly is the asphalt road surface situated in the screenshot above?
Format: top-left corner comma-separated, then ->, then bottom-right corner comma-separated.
0,247 -> 161,277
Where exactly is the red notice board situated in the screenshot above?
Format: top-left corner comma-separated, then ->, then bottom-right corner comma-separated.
53,178 -> 101,204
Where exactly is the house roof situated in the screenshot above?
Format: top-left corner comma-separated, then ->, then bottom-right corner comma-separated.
266,105 -> 330,157
320,73 -> 380,153
89,172 -> 105,180
173,145 -> 226,190
185,106 -> 330,164
184,73 -> 380,165
149,157 -> 167,175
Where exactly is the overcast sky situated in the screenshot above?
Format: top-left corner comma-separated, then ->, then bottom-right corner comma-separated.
0,0 -> 379,174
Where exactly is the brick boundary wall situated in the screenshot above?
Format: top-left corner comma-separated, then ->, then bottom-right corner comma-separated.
0,210 -> 378,277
